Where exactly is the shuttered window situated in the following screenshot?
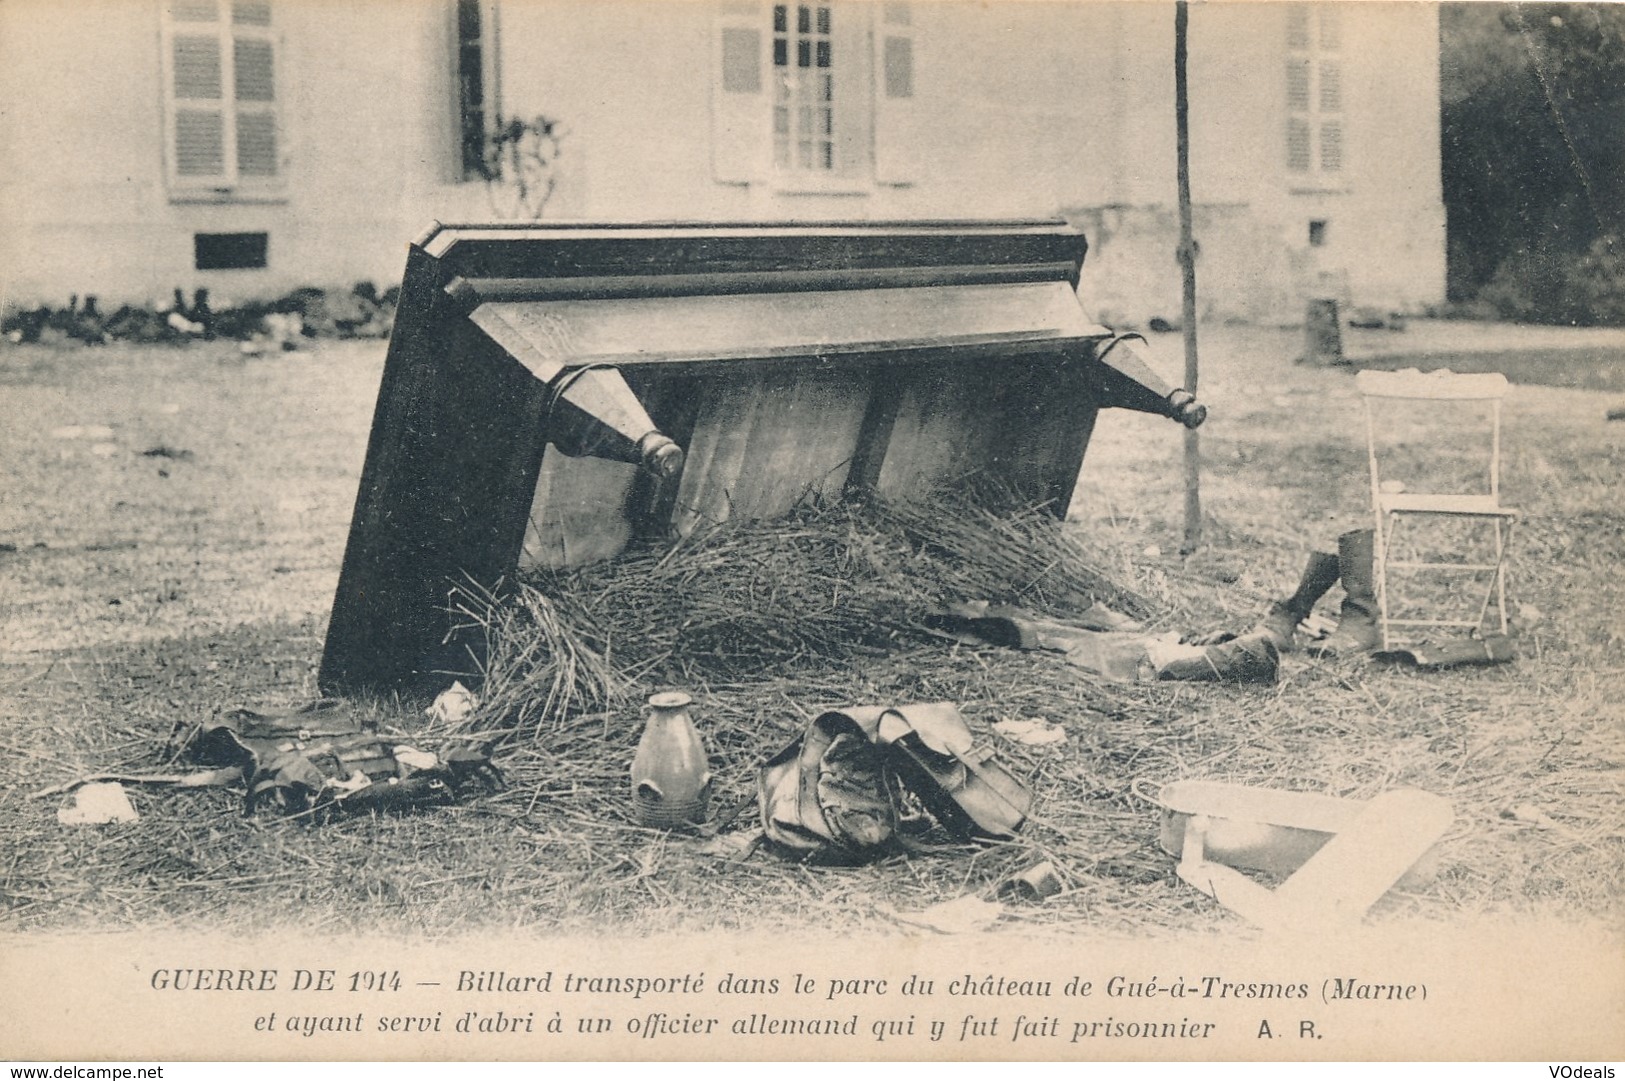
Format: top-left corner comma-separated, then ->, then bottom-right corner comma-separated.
1284,3 -> 1343,178
712,1 -> 913,188
162,0 -> 281,194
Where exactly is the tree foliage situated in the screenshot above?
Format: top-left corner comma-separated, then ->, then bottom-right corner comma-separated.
1441,3 -> 1625,323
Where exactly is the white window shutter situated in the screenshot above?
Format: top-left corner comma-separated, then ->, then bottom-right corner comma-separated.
871,2 -> 918,185
233,35 -> 278,176
171,31 -> 227,180
712,1 -> 769,184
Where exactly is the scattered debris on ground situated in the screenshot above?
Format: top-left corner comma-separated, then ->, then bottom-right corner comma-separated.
171,700 -> 502,821
56,782 -> 140,826
993,717 -> 1068,747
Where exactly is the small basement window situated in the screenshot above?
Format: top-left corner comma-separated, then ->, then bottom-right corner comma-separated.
194,231 -> 268,270
1308,219 -> 1328,247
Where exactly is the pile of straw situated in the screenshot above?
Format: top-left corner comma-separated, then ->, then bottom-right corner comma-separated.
447,493 -> 1162,743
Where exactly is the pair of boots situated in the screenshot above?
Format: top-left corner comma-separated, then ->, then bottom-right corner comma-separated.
1258,529 -> 1381,656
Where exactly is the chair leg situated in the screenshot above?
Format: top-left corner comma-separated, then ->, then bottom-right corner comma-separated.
1374,512 -> 1397,651
1494,519 -> 1511,635
1462,516 -> 1514,639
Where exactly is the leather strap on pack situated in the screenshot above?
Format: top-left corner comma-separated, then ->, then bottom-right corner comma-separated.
757,702 -> 1031,862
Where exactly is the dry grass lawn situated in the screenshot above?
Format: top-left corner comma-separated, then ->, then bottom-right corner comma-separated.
0,323 -> 1620,938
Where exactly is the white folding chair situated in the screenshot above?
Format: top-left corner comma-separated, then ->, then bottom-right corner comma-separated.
1355,369 -> 1519,650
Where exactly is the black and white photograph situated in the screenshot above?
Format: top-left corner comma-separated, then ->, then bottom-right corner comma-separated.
1,0 -> 1622,1066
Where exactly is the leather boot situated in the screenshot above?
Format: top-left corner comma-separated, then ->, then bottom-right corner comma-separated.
1312,528 -> 1382,656
1256,551 -> 1340,652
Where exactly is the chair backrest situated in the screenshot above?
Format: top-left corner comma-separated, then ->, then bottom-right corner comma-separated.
1354,369 -> 1508,401
1356,368 -> 1507,501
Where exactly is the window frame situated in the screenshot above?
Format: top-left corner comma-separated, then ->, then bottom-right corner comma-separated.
160,0 -> 285,202
454,0 -> 502,182
713,1 -> 913,195
766,2 -> 872,194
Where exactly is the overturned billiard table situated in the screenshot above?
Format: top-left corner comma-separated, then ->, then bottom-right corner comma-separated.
319,219 -> 1205,696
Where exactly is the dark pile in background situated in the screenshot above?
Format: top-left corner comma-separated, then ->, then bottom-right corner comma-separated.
2,283 -> 397,347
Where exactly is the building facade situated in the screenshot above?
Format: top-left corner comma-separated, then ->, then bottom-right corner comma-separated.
0,0 -> 1447,323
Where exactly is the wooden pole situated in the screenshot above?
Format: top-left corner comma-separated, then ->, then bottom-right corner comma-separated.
1175,0 -> 1202,553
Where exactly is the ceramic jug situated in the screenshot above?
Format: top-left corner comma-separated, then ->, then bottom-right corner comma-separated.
630,691 -> 712,828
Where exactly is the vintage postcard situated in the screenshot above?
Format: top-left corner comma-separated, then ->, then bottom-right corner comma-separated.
2,0 -> 1621,1064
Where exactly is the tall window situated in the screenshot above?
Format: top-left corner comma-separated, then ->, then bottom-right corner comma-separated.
713,1 -> 916,187
1285,4 -> 1342,176
161,0 -> 280,194
772,4 -> 835,172
456,0 -> 499,180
